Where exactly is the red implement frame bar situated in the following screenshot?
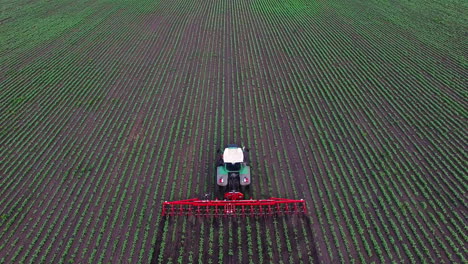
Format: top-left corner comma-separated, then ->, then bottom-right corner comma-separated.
162,198 -> 307,217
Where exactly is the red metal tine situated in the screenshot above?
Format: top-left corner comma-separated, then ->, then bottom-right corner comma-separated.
241,205 -> 246,217
170,204 -> 175,216
276,203 -> 281,216
178,204 -> 183,216
233,204 -> 238,217
224,203 -> 233,217
233,204 -> 237,217
205,205 -> 210,217
162,203 -> 167,216
196,205 -> 201,217
188,204 -> 194,216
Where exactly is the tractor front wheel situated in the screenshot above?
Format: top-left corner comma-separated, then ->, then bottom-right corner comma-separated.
216,156 -> 223,167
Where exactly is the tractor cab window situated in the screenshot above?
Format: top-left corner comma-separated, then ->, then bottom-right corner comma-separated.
226,162 -> 241,171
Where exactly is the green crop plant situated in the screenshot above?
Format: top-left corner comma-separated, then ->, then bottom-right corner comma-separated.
1,0 -> 465,262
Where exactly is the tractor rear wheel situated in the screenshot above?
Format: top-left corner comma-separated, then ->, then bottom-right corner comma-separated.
215,185 -> 225,200
242,185 -> 251,199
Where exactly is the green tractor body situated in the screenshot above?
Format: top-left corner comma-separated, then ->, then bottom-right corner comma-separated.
216,144 -> 251,199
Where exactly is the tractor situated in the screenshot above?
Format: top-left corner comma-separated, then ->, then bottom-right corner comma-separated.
215,144 -> 251,200
162,144 -> 306,217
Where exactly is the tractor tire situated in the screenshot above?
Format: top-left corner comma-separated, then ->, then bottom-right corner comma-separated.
214,184 -> 219,199
242,185 -> 251,200
216,156 -> 223,167
215,185 -> 225,200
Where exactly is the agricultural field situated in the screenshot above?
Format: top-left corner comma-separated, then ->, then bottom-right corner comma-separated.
0,0 -> 466,263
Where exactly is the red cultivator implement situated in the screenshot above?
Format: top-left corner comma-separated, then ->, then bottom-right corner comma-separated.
162,198 -> 307,217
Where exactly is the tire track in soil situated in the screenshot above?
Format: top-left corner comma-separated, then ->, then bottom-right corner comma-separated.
302,215 -> 320,264
150,217 -> 167,264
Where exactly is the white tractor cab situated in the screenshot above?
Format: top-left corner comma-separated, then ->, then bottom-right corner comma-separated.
216,144 -> 251,200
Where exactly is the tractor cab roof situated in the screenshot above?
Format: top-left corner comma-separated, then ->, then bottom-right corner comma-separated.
223,147 -> 244,163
